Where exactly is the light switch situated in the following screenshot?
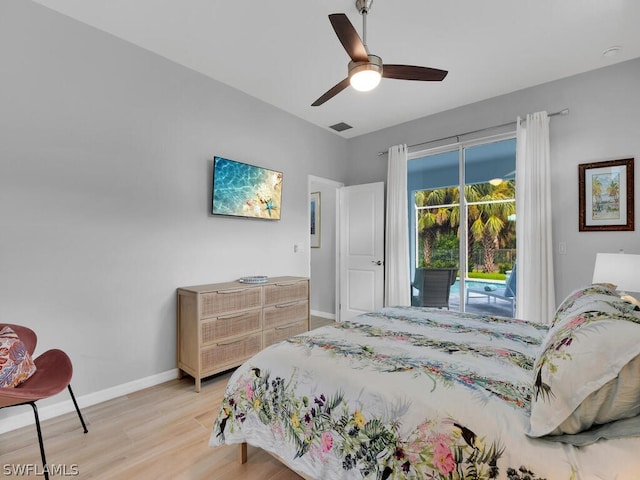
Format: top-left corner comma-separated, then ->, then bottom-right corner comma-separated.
559,242 -> 567,255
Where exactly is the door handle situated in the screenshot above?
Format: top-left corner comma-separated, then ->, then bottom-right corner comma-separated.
372,260 -> 383,266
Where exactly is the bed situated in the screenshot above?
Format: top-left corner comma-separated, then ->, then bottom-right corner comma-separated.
210,284 -> 640,479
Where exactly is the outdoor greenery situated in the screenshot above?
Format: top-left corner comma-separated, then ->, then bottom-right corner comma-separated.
416,181 -> 516,275
468,271 -> 510,281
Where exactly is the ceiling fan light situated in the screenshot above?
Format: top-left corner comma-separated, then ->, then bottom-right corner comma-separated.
349,57 -> 383,92
350,69 -> 381,91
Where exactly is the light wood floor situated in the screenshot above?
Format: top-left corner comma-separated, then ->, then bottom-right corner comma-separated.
0,372 -> 306,480
0,318 -> 335,479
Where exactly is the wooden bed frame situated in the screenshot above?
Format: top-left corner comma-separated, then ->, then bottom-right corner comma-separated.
238,442 -> 315,480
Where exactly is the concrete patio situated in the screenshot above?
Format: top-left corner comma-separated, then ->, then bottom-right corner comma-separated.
449,291 -> 515,317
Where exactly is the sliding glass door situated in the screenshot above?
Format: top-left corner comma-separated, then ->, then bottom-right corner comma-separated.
408,135 -> 517,316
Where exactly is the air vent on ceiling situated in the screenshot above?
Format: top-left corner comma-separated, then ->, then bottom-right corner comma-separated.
329,122 -> 353,132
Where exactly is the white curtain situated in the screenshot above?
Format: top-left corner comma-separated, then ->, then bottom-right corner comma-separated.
384,144 -> 411,306
515,111 -> 556,323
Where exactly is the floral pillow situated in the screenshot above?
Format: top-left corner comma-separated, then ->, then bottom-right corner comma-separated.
0,326 -> 37,388
551,283 -> 636,326
528,306 -> 640,437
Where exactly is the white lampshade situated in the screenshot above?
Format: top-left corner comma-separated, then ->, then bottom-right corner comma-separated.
592,253 -> 640,293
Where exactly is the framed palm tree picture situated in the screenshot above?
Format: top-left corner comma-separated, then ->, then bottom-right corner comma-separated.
579,158 -> 634,231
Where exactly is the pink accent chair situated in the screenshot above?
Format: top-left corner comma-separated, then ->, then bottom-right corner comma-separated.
0,324 -> 88,480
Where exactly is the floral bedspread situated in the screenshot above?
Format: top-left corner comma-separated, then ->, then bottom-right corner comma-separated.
210,306 -> 640,479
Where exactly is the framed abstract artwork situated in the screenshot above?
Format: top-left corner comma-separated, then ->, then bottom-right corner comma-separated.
310,192 -> 321,248
578,158 -> 634,231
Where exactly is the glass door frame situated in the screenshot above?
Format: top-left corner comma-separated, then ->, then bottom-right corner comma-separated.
408,131 -> 516,313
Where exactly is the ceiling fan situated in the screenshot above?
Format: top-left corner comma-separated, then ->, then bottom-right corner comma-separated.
311,0 -> 448,107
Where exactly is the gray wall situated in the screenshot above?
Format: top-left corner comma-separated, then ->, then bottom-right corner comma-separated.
0,0 -> 348,415
346,58 -> 640,303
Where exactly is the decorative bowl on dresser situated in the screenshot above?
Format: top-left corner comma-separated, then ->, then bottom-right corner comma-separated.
177,276 -> 309,391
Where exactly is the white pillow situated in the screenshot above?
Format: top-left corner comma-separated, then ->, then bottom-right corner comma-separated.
528,307 -> 640,437
551,283 -> 634,326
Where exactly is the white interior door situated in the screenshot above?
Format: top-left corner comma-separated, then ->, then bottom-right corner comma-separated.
338,182 -> 384,321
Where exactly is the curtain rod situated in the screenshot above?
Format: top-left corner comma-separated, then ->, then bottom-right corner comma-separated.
377,108 -> 570,156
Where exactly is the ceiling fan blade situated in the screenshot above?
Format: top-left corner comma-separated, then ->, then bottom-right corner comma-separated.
311,78 -> 351,107
329,13 -> 368,62
383,65 -> 448,81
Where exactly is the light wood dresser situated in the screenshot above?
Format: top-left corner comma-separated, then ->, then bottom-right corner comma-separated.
177,276 -> 309,391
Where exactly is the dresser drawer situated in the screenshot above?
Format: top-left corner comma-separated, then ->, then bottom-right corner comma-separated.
200,287 -> 262,317
263,300 -> 308,329
201,309 -> 261,345
263,319 -> 308,348
264,280 -> 308,306
201,332 -> 262,374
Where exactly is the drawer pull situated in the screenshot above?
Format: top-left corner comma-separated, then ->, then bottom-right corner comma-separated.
275,322 -> 301,330
218,288 -> 249,294
218,312 -> 246,320
274,282 -> 298,287
275,301 -> 299,308
217,338 -> 245,347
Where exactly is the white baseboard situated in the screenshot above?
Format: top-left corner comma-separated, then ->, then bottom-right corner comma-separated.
0,368 -> 179,434
310,310 -> 335,320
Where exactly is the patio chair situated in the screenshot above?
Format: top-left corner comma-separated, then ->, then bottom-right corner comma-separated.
412,267 -> 457,309
466,263 -> 517,316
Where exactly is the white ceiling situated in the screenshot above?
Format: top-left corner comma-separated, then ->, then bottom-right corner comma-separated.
33,0 -> 640,139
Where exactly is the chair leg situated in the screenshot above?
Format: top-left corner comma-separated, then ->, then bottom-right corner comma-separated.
29,402 -> 49,480
68,384 -> 88,433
